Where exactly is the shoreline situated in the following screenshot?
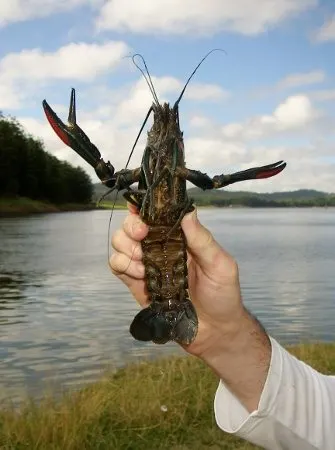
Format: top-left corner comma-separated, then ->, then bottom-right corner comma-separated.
0,197 -> 333,218
0,197 -> 133,217
0,197 -> 103,217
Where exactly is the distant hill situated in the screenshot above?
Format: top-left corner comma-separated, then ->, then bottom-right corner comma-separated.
92,183 -> 127,204
257,189 -> 331,201
93,183 -> 335,208
186,188 -> 335,207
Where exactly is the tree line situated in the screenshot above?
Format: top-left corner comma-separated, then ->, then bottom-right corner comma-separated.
196,196 -> 335,207
0,113 -> 93,204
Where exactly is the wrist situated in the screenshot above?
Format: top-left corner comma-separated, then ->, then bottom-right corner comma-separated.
204,308 -> 270,359
200,308 -> 271,412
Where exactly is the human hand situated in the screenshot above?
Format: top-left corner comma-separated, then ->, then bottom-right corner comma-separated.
110,204 -> 246,358
110,204 -> 271,412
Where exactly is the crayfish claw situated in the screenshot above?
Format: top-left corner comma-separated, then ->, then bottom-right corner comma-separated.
68,88 -> 77,127
43,90 -> 116,184
42,99 -> 71,147
212,160 -> 287,188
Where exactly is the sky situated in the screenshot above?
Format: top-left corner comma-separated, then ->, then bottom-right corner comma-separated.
0,0 -> 334,193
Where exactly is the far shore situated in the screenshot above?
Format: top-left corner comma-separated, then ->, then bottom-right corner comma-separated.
0,197 -> 110,217
0,196 -> 333,218
0,196 -> 137,217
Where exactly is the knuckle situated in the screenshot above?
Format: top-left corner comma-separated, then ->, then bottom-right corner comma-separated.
203,229 -> 214,247
109,252 -> 144,279
195,227 -> 213,250
123,213 -> 146,238
228,258 -> 239,278
109,252 -> 118,271
217,254 -> 239,279
122,214 -> 134,237
109,252 -> 126,273
111,230 -> 141,260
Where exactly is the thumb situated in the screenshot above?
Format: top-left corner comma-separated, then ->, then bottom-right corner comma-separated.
181,209 -> 224,268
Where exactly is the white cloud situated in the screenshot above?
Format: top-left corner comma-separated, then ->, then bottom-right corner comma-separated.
221,95 -> 321,140
189,115 -> 214,129
109,76 -> 229,126
276,70 -> 325,90
0,41 -> 129,110
0,41 -> 129,83
96,0 -> 317,35
314,14 -> 335,42
0,0 -> 102,27
186,83 -> 229,101
252,70 -> 327,99
0,84 -> 21,110
273,95 -> 319,129
0,42 -> 228,112
185,137 -> 247,168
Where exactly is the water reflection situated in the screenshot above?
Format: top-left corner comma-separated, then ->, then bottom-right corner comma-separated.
0,272 -> 26,303
0,271 -> 42,326
0,208 -> 334,404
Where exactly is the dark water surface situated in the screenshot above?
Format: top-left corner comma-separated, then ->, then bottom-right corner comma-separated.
0,208 -> 334,403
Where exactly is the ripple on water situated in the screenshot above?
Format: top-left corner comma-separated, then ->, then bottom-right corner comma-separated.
0,208 -> 334,403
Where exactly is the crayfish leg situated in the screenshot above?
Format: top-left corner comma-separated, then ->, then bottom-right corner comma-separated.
123,189 -> 145,209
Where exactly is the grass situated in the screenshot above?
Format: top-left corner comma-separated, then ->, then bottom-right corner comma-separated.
97,201 -> 128,210
0,343 -> 334,449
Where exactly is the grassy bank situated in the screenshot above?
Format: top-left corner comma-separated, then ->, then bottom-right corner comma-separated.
97,201 -> 128,210
0,343 -> 334,449
0,197 -> 97,216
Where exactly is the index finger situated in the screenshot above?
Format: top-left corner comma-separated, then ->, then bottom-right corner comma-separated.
123,209 -> 148,241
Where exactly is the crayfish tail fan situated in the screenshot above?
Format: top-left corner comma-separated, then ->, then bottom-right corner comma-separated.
129,306 -> 172,344
172,300 -> 198,345
129,300 -> 198,345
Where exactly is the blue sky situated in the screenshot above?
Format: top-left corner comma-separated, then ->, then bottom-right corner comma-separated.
0,0 -> 334,192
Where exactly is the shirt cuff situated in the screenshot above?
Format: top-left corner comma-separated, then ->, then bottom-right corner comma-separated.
214,336 -> 283,436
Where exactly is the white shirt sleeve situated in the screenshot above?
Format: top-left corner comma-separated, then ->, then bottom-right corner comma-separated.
214,337 -> 335,450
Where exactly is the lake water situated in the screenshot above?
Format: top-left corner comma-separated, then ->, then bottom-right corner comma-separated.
0,208 -> 334,404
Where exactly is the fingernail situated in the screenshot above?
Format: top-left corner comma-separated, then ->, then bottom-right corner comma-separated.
190,208 -> 198,223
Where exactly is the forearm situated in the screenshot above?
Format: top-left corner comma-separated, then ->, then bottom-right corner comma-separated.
201,308 -> 271,412
211,327 -> 335,450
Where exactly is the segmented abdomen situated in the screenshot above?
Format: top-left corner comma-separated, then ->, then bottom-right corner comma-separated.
141,225 -> 188,306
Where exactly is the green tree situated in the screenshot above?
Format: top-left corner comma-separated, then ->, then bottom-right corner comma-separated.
0,113 -> 93,204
